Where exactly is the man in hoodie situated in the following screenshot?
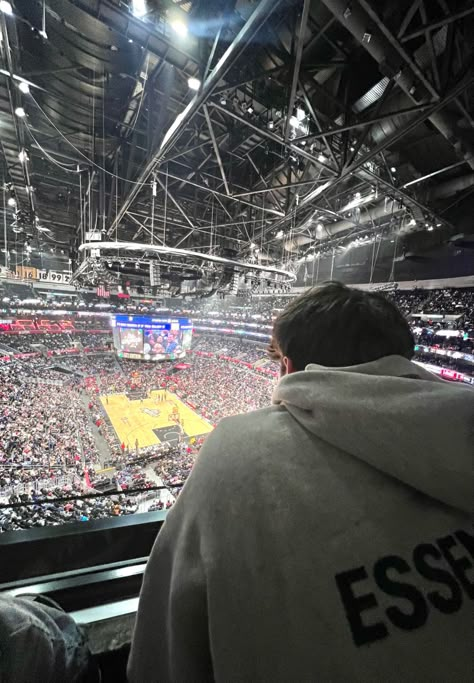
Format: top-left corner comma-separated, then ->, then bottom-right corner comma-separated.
128,282 -> 473,683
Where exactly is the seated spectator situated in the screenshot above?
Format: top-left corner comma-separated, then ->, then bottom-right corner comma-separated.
129,282 -> 473,683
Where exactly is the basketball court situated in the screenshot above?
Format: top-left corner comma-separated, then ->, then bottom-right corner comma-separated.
100,390 -> 213,449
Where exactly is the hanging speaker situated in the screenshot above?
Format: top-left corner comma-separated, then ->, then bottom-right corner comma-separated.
231,272 -> 239,295
150,263 -> 161,287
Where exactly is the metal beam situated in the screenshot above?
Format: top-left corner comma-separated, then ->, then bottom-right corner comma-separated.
321,0 -> 474,172
401,6 -> 474,42
397,0 -> 422,38
299,79 -> 339,169
155,170 -> 285,217
357,0 -> 439,99
258,72 -> 474,237
296,101 -> 433,142
107,0 -> 284,236
155,177 -> 195,230
284,0 -> 311,142
246,152 -> 284,210
234,176 -> 331,198
203,105 -> 230,196
401,159 -> 468,188
211,102 -> 337,174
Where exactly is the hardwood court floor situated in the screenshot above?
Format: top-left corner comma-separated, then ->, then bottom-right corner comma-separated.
100,390 -> 213,449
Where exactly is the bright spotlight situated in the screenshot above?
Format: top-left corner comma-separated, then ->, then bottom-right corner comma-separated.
0,1 -> 13,15
18,81 -> 30,94
132,0 -> 147,18
15,106 -> 26,118
276,230 -> 284,239
318,153 -> 326,163
18,150 -> 28,163
296,106 -> 305,121
188,76 -> 201,91
7,197 -> 16,207
170,18 -> 188,37
390,166 -> 397,173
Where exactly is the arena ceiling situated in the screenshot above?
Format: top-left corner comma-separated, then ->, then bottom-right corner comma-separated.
0,0 -> 473,288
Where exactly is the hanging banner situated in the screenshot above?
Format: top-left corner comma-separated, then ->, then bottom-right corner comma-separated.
37,270 -> 71,284
15,265 -> 38,280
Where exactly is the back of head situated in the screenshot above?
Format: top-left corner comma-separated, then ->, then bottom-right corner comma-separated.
273,282 -> 414,371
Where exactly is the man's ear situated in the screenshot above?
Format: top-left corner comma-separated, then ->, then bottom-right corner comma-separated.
282,356 -> 296,376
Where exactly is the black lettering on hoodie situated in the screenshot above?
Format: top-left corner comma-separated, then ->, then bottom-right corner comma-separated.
335,566 -> 388,646
374,555 -> 428,631
437,535 -> 474,600
413,543 -> 462,614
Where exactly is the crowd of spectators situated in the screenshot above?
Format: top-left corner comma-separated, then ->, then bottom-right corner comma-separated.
193,335 -> 269,363
0,484 -> 142,532
0,331 -> 111,354
0,359 -> 101,491
171,356 -> 275,423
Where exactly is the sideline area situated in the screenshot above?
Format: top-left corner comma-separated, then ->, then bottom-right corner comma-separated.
100,390 -> 213,449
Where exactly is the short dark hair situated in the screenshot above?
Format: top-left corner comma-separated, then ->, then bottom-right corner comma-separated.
272,282 -> 414,370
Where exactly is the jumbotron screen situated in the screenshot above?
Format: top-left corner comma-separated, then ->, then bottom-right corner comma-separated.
111,315 -> 193,361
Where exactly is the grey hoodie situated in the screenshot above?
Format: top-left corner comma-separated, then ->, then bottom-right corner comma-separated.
128,356 -> 474,683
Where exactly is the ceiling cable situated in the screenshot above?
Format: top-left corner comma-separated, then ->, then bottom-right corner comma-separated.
29,94 -> 150,186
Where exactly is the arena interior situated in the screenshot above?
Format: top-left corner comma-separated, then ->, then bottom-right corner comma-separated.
0,0 -> 473,680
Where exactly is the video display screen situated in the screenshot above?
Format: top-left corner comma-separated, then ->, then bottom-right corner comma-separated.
112,316 -> 193,361
120,328 -> 144,354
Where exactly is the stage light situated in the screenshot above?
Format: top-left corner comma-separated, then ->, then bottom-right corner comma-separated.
318,153 -> 326,163
390,166 -> 397,173
267,119 -> 274,130
220,96 -> 227,106
132,0 -> 147,17
296,106 -> 305,121
18,81 -> 30,94
427,225 -> 434,231
15,107 -> 26,118
170,18 -> 188,37
18,150 -> 28,163
188,76 -> 201,91
246,104 -> 254,114
7,197 -> 16,207
0,1 -> 13,15
276,230 -> 284,239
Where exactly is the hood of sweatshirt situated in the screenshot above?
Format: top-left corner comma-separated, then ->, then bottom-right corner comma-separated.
272,355 -> 473,514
